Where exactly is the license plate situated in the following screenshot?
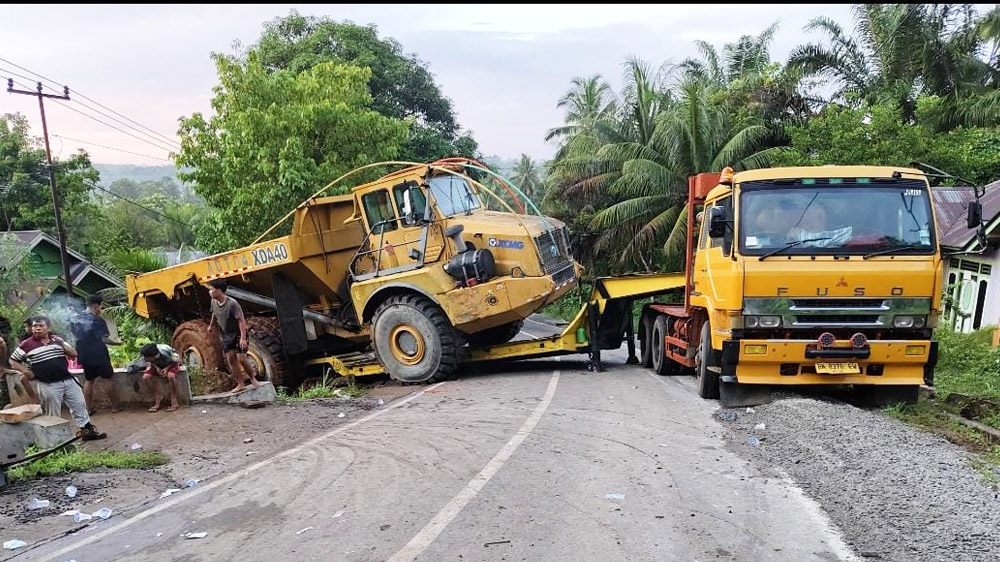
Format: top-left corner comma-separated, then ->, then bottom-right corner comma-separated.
815,362 -> 860,375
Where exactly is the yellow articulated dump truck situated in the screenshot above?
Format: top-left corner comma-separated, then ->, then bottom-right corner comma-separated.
636,165 -> 986,406
126,158 -> 581,386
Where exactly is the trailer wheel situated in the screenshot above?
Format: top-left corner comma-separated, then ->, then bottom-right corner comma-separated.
695,322 -> 720,399
173,319 -> 223,374
372,294 -> 460,383
246,317 -> 294,388
639,314 -> 654,368
466,320 -> 524,348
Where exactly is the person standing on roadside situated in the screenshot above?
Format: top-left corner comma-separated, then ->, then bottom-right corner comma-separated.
207,280 -> 259,393
71,294 -> 123,414
9,315 -> 107,441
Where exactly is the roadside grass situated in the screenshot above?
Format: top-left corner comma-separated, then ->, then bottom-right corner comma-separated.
277,370 -> 365,401
9,445 -> 169,481
883,326 -> 1000,484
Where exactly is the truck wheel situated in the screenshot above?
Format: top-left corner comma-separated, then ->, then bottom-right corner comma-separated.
639,314 -> 654,368
246,317 -> 293,388
651,316 -> 677,376
695,322 -> 720,399
372,294 -> 460,383
467,320 -> 524,347
173,320 -> 223,374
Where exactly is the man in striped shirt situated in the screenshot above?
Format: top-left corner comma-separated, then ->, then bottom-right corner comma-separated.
9,315 -> 107,441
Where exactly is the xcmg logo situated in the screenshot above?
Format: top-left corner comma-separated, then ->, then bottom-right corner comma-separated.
488,238 -> 525,250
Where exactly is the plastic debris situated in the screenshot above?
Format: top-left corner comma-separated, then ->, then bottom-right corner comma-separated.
74,512 -> 93,523
156,533 -> 163,537
29,498 -> 50,510
719,410 -> 738,422
93,508 -> 113,520
159,488 -> 182,499
129,443 -> 142,451
747,436 -> 761,448
66,485 -> 78,498
93,498 -> 103,503
333,510 -> 346,518
605,493 -> 626,500
185,478 -> 200,488
246,451 -> 258,456
243,438 -> 254,443
377,399 -> 385,406
184,532 -> 208,539
201,410 -> 207,414
753,423 -> 766,431
60,510 -> 80,517
296,527 -> 314,535
3,540 -> 27,550
745,407 -> 756,414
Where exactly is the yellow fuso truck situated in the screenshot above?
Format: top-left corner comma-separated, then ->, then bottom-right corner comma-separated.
637,165 -> 979,405
126,158 -> 580,386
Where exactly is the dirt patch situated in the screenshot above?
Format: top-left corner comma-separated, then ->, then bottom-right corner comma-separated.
0,379 -> 416,550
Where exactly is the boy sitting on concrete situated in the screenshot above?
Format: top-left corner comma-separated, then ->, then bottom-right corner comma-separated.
140,343 -> 182,413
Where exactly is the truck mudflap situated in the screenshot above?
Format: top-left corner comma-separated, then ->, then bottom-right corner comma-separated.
726,339 -> 933,386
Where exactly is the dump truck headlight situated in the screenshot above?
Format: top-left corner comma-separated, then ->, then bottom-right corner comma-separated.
893,315 -> 925,328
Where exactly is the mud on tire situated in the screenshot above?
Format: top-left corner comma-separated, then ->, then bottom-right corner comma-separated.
172,319 -> 224,374
372,294 -> 460,383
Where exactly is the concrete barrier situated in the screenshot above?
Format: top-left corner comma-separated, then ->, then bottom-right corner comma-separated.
0,415 -> 75,465
192,381 -> 276,404
3,367 -> 192,411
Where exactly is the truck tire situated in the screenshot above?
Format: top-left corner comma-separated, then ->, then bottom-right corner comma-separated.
467,320 -> 524,347
246,317 -> 293,388
172,319 -> 224,374
651,316 -> 677,376
639,314 -> 654,368
695,322 -> 720,399
372,294 -> 460,383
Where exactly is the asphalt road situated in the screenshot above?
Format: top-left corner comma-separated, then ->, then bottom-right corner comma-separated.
17,334 -> 859,562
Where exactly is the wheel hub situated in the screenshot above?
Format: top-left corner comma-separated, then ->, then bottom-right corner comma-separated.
389,324 -> 425,366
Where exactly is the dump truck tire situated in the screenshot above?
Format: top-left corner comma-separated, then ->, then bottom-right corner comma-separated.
695,322 -> 720,399
372,294 -> 460,383
467,320 -> 524,348
639,313 -> 654,368
173,320 -> 223,374
246,317 -> 293,388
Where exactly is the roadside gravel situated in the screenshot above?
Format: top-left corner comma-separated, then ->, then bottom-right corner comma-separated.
721,395 -> 1000,562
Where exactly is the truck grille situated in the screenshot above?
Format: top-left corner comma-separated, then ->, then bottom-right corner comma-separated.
791,299 -> 889,311
792,314 -> 882,326
535,228 -> 572,276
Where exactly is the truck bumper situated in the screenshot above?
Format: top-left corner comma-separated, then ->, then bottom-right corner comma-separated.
722,339 -> 937,386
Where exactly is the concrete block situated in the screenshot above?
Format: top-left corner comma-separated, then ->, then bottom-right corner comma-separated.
4,370 -> 39,408
192,381 -> 276,405
70,367 -> 192,408
0,415 -> 75,464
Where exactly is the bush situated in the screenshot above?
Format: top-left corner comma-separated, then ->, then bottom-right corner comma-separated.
934,325 -> 1000,401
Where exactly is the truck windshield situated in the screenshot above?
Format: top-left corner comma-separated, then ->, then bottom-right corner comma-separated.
428,175 -> 481,217
739,182 -> 936,256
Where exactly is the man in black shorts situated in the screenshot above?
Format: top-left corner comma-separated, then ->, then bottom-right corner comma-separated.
71,294 -> 122,413
207,280 -> 259,393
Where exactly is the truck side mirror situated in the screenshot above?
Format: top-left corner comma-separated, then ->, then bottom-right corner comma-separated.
708,206 -> 727,238
968,200 -> 983,229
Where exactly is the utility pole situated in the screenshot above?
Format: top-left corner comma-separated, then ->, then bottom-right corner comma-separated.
7,79 -> 75,303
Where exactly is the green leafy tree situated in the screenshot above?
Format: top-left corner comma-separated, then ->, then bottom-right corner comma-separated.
175,53 -> 408,251
0,113 -> 99,236
250,10 -> 477,162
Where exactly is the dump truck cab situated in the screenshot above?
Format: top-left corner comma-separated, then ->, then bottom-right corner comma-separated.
127,160 -> 580,386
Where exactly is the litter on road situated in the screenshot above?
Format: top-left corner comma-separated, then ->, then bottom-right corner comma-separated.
184,532 -> 208,539
719,410 -> 738,422
129,443 -> 142,450
60,510 -> 79,517
243,438 -> 254,443
333,510 -> 345,518
94,508 -> 113,520
754,423 -> 766,431
296,527 -> 313,535
747,436 -> 762,448
29,498 -> 50,510
160,488 -> 182,499
605,493 -> 626,500
3,540 -> 27,550
65,485 -> 77,498
73,512 -> 93,523
185,478 -> 200,488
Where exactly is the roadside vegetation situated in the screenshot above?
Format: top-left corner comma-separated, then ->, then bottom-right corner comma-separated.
276,371 -> 366,401
8,446 -> 169,481
885,326 -> 1000,479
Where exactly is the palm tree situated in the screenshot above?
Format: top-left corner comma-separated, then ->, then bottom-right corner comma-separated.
545,75 -> 616,144
680,22 -> 779,86
789,4 -> 992,126
510,154 -> 542,200
568,78 -> 785,268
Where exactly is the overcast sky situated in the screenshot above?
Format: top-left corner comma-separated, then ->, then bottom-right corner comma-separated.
0,4 -> 863,166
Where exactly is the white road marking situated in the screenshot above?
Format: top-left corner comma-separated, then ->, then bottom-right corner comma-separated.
34,383 -> 447,562
387,369 -> 561,562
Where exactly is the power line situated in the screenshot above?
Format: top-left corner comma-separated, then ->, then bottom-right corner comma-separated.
69,97 -> 181,150
50,99 -> 178,155
0,66 -> 40,85
0,56 -> 181,149
50,134 -> 174,162
85,181 -> 190,227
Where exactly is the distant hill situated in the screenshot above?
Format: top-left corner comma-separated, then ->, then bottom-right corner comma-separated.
93,164 -> 181,186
